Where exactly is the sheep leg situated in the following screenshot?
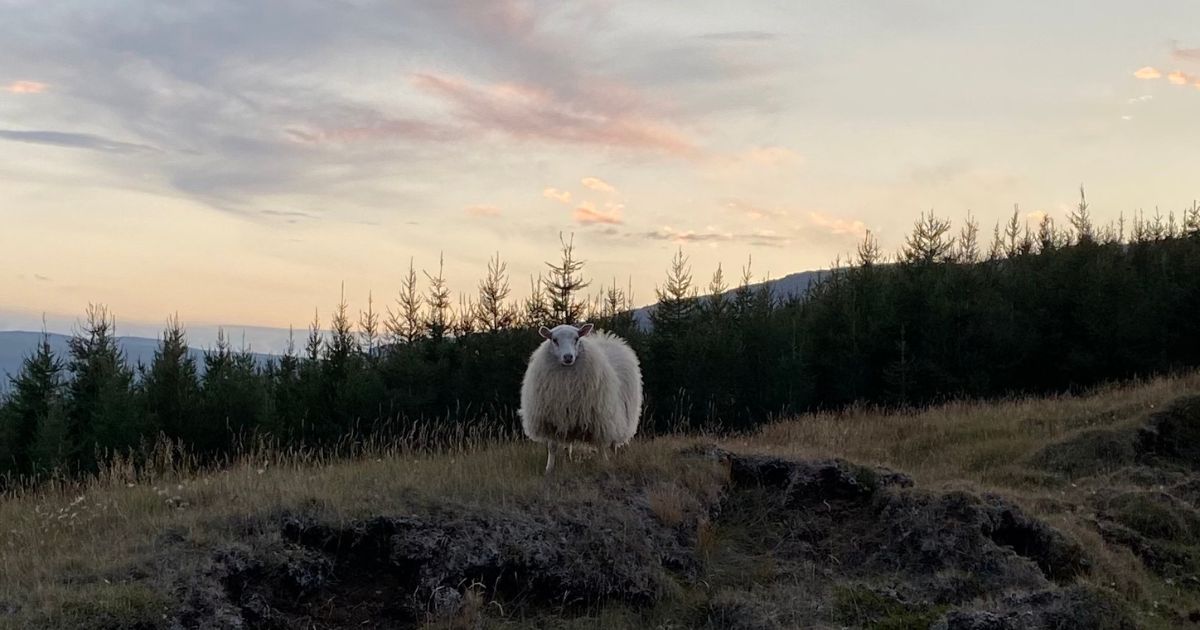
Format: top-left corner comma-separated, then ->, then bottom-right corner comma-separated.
545,442 -> 557,475
601,444 -> 610,462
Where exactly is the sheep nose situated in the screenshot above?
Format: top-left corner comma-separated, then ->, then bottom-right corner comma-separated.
562,354 -> 575,364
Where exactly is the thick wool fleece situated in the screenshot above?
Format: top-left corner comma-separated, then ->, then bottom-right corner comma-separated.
520,330 -> 642,448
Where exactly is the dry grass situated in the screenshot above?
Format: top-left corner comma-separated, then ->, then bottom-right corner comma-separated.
2,372 -> 1200,628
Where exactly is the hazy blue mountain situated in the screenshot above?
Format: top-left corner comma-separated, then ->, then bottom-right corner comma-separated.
0,331 -> 273,387
631,268 -> 827,329
1,268 -> 828,383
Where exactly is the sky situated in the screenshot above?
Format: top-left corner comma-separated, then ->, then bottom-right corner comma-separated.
2,0 -> 1199,344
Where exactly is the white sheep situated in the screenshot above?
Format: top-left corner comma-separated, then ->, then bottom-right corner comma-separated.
519,323 -> 643,475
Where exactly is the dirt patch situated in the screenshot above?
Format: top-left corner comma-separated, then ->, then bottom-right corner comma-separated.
933,585 -> 1135,630
71,451 -> 1114,629
719,453 -> 1088,604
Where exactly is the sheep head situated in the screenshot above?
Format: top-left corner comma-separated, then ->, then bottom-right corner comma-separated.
539,323 -> 594,366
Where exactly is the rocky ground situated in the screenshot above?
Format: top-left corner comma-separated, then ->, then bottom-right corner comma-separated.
165,393 -> 1200,630
7,390 -> 1200,629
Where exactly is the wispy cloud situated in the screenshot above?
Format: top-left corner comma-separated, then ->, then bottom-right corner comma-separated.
0,129 -> 157,154
1127,95 -> 1153,104
706,145 -> 801,178
573,200 -> 623,225
4,80 -> 47,94
543,187 -> 572,204
466,204 -> 502,218
33,274 -> 51,282
581,176 -> 616,193
284,119 -> 458,145
697,31 -> 777,42
803,211 -> 868,238
738,146 -> 799,167
640,225 -> 790,247
1171,42 -> 1200,62
723,199 -> 787,220
260,209 -> 319,221
1134,66 -> 1162,80
411,72 -> 697,156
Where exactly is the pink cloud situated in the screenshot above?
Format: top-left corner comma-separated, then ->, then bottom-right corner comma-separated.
581,176 -> 616,193
573,200 -> 623,225
411,72 -> 696,156
1171,42 -> 1200,62
543,187 -> 572,203
4,80 -> 47,94
1133,66 -> 1162,80
1168,71 -> 1192,85
466,204 -> 502,217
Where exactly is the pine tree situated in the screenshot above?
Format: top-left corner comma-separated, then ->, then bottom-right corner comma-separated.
424,253 -> 452,341
544,233 -> 590,325
733,256 -> 756,316
1185,201 -> 1200,237
359,292 -> 380,355
199,329 -> 265,453
705,263 -> 730,320
0,330 -> 64,475
1036,215 -> 1058,254
652,247 -> 696,334
987,221 -> 1005,261
902,210 -> 953,265
386,258 -> 425,345
477,252 -> 514,333
858,230 -> 882,267
1069,185 -> 1095,244
142,315 -> 200,442
65,304 -> 138,470
305,309 -> 324,363
328,286 -> 359,364
1005,206 -> 1023,257
522,274 -> 552,328
956,212 -> 980,263
453,294 -> 477,337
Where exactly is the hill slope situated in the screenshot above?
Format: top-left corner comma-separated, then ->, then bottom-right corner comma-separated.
4,373 -> 1200,629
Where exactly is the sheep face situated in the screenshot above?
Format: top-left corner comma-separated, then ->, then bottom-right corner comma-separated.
538,323 -> 594,367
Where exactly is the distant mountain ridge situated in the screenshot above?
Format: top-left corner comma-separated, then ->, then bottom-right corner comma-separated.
0,331 -> 273,386
630,268 -> 826,328
0,269 -> 828,383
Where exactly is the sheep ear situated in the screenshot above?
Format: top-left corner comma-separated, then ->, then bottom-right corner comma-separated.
578,323 -> 594,337
538,326 -> 552,339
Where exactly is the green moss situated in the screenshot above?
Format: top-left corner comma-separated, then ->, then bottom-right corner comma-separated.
1105,492 -> 1200,543
37,583 -> 170,630
1030,428 -> 1136,479
832,585 -> 947,630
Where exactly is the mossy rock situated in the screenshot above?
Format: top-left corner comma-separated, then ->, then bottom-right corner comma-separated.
1103,491 -> 1200,543
1030,428 -> 1136,478
832,585 -> 947,630
1137,395 -> 1200,468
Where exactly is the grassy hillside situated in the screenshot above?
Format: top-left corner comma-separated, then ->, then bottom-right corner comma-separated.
4,373 -> 1200,629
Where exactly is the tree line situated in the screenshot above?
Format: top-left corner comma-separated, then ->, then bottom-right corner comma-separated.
2,194 -> 1199,480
